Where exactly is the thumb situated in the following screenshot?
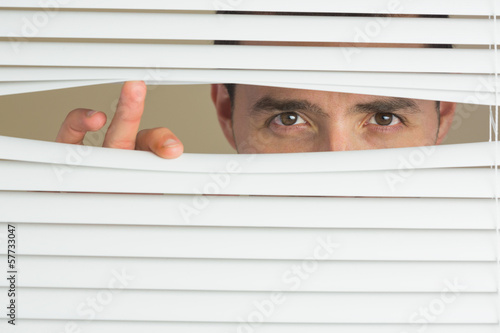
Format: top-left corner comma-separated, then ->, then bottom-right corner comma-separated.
135,127 -> 184,159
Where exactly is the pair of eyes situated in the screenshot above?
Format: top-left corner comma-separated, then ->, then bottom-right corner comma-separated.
273,112 -> 401,127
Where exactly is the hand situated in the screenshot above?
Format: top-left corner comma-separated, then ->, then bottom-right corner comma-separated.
55,81 -> 184,159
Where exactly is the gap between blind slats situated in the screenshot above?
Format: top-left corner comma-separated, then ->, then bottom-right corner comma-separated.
1,43 -> 495,74
0,0 -> 497,16
1,287 -> 495,323
0,255 -> 494,292
0,160 -> 496,197
0,79 -> 120,96
1,321 -> 497,333
0,223 -> 495,261
1,12 -> 497,45
0,192 -> 493,230
0,136 -> 497,174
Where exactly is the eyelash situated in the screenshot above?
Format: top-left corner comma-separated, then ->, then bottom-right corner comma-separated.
366,113 -> 407,130
267,112 -> 408,133
267,112 -> 309,130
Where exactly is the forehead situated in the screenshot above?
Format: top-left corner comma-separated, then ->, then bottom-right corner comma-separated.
238,85 -> 375,103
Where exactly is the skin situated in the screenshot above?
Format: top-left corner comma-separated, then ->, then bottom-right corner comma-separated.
213,84 -> 455,154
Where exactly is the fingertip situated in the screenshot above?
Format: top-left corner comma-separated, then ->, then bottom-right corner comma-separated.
85,111 -> 107,131
86,110 -> 98,118
122,81 -> 147,102
156,139 -> 184,159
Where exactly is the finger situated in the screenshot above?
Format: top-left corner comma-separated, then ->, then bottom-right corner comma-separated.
103,81 -> 147,150
136,127 -> 184,159
56,108 -> 107,145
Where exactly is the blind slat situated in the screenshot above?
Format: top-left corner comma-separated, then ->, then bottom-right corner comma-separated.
0,192 -> 493,230
1,43 -> 494,74
3,223 -> 494,261
6,288 -> 495,323
0,160 -> 495,198
1,68 -> 496,93
2,12 -> 496,45
1,79 -> 494,105
0,0 -> 497,16
5,255 -> 495,292
0,136 -> 497,174
1,78 -> 495,105
2,321 -> 498,333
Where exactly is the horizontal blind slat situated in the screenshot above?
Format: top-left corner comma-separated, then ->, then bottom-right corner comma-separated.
0,0 -> 497,16
4,255 -> 495,292
1,43 -> 494,74
2,321 -> 498,333
6,288 -> 496,323
0,160 -> 496,197
0,192 -> 493,230
2,223 -> 495,261
1,68 -> 496,93
0,135 -> 497,174
2,12 -> 496,45
2,78 -> 495,105
1,78 -> 495,105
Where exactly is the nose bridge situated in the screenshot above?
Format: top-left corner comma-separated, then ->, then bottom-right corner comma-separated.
323,122 -> 353,152
328,131 -> 350,151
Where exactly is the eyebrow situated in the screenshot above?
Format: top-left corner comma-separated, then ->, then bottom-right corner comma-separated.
250,96 -> 421,118
251,96 -> 330,118
350,98 -> 421,115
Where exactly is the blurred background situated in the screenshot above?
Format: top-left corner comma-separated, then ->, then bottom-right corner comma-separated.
0,83 -> 490,153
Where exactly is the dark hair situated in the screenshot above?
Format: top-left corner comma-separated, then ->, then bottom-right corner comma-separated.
215,12 -> 452,108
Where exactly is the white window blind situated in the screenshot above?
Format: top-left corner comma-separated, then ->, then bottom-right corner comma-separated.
1,1 -> 500,333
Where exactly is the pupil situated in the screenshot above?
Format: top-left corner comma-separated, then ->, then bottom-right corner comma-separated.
375,113 -> 393,126
281,112 -> 298,126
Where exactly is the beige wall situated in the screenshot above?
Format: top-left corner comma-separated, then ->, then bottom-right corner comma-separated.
0,83 -> 235,154
0,83 -> 490,152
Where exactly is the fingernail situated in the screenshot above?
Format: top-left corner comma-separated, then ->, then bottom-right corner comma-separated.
163,138 -> 180,148
86,110 -> 98,117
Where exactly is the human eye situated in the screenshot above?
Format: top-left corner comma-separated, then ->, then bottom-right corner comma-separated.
270,112 -> 308,127
367,112 -> 404,127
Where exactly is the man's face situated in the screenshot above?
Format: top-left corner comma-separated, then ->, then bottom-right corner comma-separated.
230,85 -> 449,154
212,84 -> 456,154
